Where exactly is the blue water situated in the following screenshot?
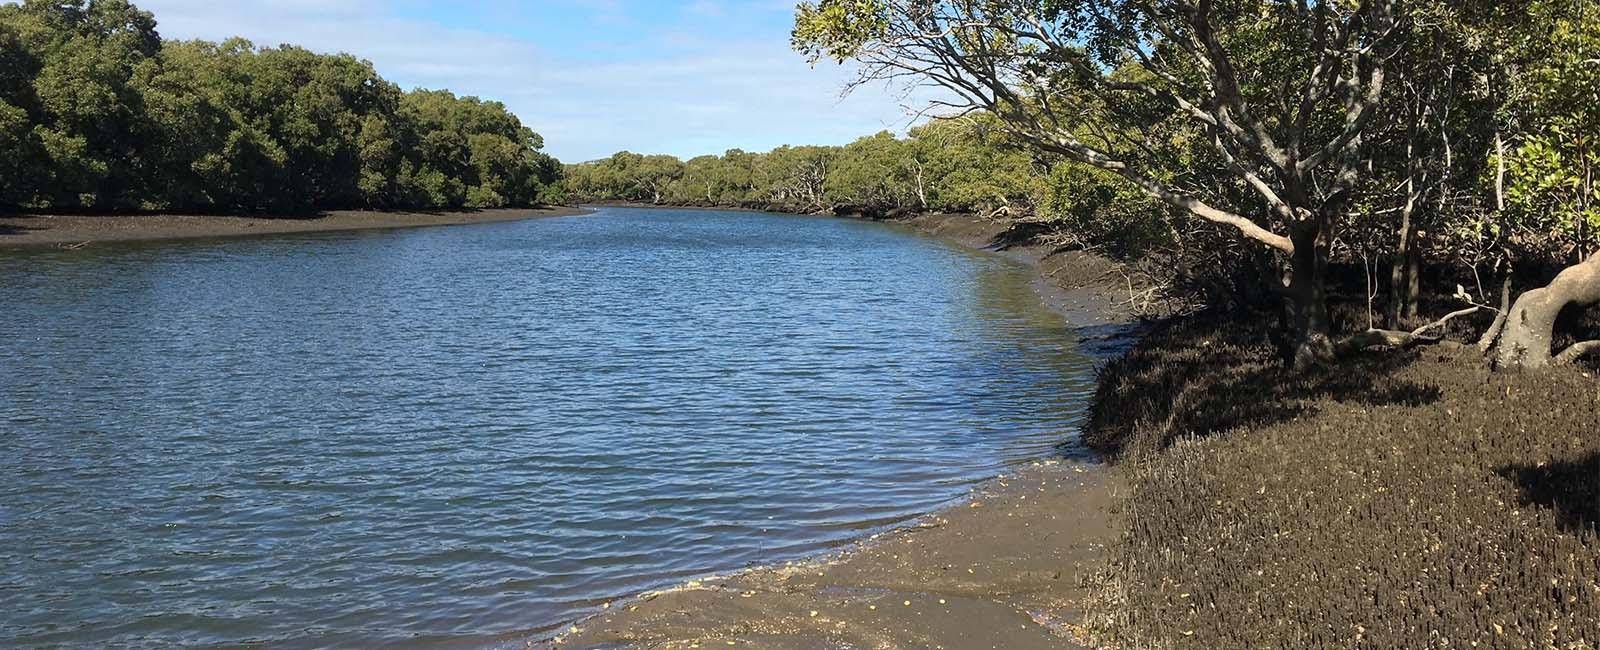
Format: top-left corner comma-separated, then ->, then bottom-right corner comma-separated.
0,207 -> 1098,647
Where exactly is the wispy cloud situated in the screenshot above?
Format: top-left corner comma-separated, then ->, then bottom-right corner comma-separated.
121,0 -> 943,162
684,0 -> 725,18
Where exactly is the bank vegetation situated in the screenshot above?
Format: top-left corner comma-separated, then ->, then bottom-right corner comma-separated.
781,0 -> 1598,647
0,0 -> 563,215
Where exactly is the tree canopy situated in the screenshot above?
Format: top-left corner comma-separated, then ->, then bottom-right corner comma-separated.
0,0 -> 562,213
564,117 -> 1061,218
793,0 -> 1600,369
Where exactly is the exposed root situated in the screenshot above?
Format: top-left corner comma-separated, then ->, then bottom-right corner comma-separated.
1554,340 -> 1600,366
1492,251 -> 1600,369
1475,276 -> 1513,354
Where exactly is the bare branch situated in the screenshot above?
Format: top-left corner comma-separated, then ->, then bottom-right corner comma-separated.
1341,306 -> 1480,353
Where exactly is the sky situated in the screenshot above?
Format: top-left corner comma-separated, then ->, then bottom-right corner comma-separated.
121,0 -> 936,163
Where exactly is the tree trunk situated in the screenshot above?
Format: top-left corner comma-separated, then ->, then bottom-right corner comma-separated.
1405,251 -> 1421,320
1494,129 -> 1506,212
1390,131 -> 1424,326
913,159 -> 928,210
1286,224 -> 1334,368
1494,252 -> 1600,369
1389,220 -> 1421,325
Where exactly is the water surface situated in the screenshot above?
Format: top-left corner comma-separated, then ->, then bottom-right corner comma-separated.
0,207 -> 1097,647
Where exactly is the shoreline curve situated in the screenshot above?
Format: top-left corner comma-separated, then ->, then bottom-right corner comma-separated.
545,211 -> 1139,650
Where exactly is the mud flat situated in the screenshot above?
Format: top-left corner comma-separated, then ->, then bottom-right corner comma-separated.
0,206 -> 588,248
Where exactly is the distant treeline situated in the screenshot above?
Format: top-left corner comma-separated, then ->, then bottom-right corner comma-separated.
567,116 -> 1172,261
0,0 -> 562,213
570,118 -> 1080,208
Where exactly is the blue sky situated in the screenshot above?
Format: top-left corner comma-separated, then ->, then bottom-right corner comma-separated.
125,0 -> 935,162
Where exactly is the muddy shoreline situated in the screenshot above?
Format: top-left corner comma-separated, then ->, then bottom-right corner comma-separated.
0,206 -> 590,248
547,212 -> 1139,649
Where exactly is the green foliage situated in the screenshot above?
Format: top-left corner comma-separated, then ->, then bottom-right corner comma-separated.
1506,135 -> 1600,255
1,0 -> 158,208
911,117 -> 1044,213
1040,162 -> 1171,257
0,98 -> 32,205
1499,0 -> 1600,261
401,89 -> 560,210
789,0 -> 1600,314
825,131 -> 916,210
565,113 -> 1177,264
0,0 -> 560,213
566,116 -> 1083,218
565,151 -> 686,204
792,0 -> 888,64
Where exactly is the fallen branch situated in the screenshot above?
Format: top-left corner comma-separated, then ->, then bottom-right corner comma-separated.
1339,306 -> 1480,354
984,205 -> 1014,221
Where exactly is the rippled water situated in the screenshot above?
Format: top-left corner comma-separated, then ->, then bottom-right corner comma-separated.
0,207 -> 1098,648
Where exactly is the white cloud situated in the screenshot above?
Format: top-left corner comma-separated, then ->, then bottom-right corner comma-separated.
116,0 -> 945,162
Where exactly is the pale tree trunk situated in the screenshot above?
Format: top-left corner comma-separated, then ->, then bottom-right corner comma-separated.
1494,252 -> 1600,369
1494,129 -> 1506,213
912,159 -> 928,210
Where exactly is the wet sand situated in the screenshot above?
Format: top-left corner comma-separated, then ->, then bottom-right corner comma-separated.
551,462 -> 1118,650
548,213 -> 1137,650
0,206 -> 589,248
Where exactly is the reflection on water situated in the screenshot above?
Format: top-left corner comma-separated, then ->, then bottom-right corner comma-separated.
0,207 -> 1097,648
